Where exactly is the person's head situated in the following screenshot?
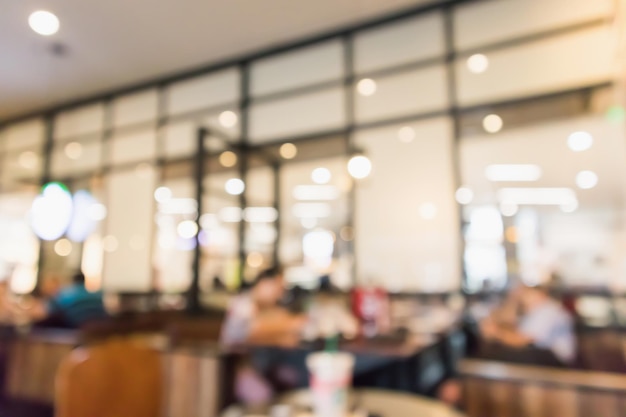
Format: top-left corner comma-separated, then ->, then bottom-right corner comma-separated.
519,285 -> 550,312
250,267 -> 284,307
72,272 -> 86,286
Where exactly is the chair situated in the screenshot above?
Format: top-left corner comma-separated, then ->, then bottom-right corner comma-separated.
55,338 -> 163,417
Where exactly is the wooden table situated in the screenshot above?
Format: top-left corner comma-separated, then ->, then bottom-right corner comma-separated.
221,389 -> 466,417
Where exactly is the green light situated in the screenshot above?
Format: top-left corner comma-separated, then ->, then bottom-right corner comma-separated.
42,181 -> 69,195
605,105 -> 625,123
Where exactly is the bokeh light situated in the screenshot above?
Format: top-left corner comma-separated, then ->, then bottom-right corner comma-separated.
31,182 -> 73,241
64,142 -> 83,160
483,114 -> 503,133
219,151 -> 237,167
467,54 -> 489,74
54,238 -> 72,257
347,155 -> 372,179
398,126 -> 416,143
218,111 -> 238,128
279,143 -> 298,159
576,170 -> 598,189
225,178 -> 245,195
357,78 -> 377,96
567,131 -> 593,152
311,167 -> 332,184
455,187 -> 474,205
29,10 -> 60,36
154,187 -> 172,202
66,190 -> 99,242
419,202 -> 438,220
177,220 -> 199,239
500,201 -> 518,217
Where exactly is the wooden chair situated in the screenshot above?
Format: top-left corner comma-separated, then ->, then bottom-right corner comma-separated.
55,338 -> 163,417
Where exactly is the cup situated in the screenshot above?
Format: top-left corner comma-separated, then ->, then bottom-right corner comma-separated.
306,352 -> 355,417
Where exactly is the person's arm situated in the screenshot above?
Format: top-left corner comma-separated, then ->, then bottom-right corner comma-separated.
248,309 -> 307,346
480,318 -> 533,347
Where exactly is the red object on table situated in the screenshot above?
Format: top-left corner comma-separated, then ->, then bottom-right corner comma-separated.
351,286 -> 390,337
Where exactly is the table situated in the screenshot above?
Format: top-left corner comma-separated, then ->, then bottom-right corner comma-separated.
221,389 -> 466,417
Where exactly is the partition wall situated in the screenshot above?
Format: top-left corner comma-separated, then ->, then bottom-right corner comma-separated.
0,0 -> 623,305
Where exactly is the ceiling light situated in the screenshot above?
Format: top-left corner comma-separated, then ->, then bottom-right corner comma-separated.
154,187 -> 172,202
311,168 -> 332,184
500,201 -> 518,217
419,203 -> 438,220
497,188 -> 577,206
293,185 -> 340,201
347,155 -> 372,179
218,111 -> 238,128
54,239 -> 72,257
30,183 -> 73,241
225,178 -> 245,195
357,78 -> 377,96
177,220 -> 199,239
219,151 -> 237,167
219,207 -> 242,223
576,170 -> 598,189
455,187 -> 474,205
485,164 -> 542,182
467,54 -> 489,74
29,10 -> 60,36
483,114 -> 503,133
65,142 -> 83,160
292,203 -> 331,218
243,207 -> 278,223
398,126 -> 416,143
280,143 -> 297,159
567,131 -> 593,152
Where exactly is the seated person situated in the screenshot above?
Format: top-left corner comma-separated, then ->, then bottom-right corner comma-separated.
479,285 -> 575,366
221,268 -> 307,406
11,272 -> 108,329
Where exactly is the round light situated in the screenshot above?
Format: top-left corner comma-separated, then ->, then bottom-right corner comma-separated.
567,131 -> 593,152
102,235 -> 119,252
154,187 -> 172,202
64,142 -> 83,160
280,143 -> 297,159
219,151 -> 237,167
347,155 -> 372,179
419,202 -> 438,220
28,10 -> 60,36
500,201 -> 518,217
303,230 -> 335,259
247,252 -> 264,268
311,167 -> 332,184
398,126 -> 416,143
455,187 -> 474,205
88,203 -> 107,221
31,183 -> 73,241
576,170 -> 598,189
467,54 -> 489,74
560,200 -> 579,213
483,114 -> 503,133
218,111 -> 238,128
18,151 -> 38,169
225,178 -> 245,195
340,226 -> 354,242
357,78 -> 377,96
54,239 -> 72,257
177,220 -> 199,239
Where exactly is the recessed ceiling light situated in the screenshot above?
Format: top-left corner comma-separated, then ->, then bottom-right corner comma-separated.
218,111 -> 238,128
576,170 -> 598,190
485,164 -> 542,182
29,10 -> 60,36
311,167 -> 331,184
467,54 -> 489,74
347,155 -> 372,179
357,78 -> 377,96
567,131 -> 593,152
483,114 -> 503,133
225,178 -> 245,195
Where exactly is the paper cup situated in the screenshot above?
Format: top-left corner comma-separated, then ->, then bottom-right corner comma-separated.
306,352 -> 355,417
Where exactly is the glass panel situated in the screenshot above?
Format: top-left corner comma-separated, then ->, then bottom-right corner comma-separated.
460,113 -> 626,292
110,129 -> 157,165
2,148 -> 43,186
250,88 -> 345,143
354,12 -> 445,74
3,119 -> 45,151
167,68 -> 239,116
354,117 -> 460,292
50,140 -> 102,177
251,40 -> 343,97
54,103 -> 105,140
456,25 -> 615,106
102,167 -> 156,292
279,156 -> 351,290
354,66 -> 448,124
0,188 -> 40,294
112,88 -> 159,128
153,167 -> 195,293
454,0 -> 613,51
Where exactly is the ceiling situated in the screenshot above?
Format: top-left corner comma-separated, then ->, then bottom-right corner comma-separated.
0,0 -> 435,122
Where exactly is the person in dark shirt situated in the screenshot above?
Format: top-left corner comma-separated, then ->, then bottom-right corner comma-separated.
12,272 -> 108,328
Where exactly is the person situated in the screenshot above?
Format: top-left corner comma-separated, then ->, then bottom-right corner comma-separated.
220,268 -> 308,406
12,271 -> 108,328
480,285 -> 576,365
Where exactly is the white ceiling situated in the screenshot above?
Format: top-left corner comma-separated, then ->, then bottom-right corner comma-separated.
0,0 -> 434,122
